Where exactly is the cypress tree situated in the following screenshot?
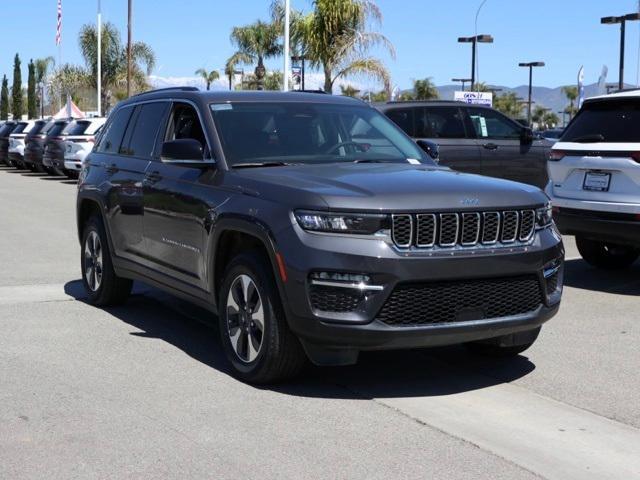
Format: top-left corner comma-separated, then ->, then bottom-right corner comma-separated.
11,53 -> 22,119
0,76 -> 8,120
27,59 -> 36,119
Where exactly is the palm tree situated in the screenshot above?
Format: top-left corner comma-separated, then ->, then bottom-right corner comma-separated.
413,78 -> 439,100
493,92 -> 523,118
340,85 -> 361,97
195,68 -> 220,90
297,0 -> 395,94
78,22 -> 155,110
228,20 -> 281,90
531,105 -> 548,128
562,85 -> 578,119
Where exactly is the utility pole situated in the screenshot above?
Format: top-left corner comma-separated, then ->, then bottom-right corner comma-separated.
283,0 -> 290,91
601,13 -> 640,90
127,0 -> 132,97
97,0 -> 102,115
457,35 -> 493,90
518,61 -> 545,126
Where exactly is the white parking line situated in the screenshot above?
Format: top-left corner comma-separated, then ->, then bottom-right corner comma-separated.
349,365 -> 640,480
0,284 -> 75,305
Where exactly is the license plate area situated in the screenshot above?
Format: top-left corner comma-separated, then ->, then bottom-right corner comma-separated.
583,171 -> 611,192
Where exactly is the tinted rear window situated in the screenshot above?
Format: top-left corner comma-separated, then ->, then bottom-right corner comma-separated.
562,99 -> 640,142
47,123 -> 68,137
95,107 -> 134,154
12,123 -> 28,134
122,102 -> 168,158
64,121 -> 92,136
27,121 -> 47,136
0,124 -> 16,137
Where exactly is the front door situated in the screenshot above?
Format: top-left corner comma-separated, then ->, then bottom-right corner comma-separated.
466,107 -> 547,188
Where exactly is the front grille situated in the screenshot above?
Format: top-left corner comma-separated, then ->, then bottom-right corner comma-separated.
377,275 -> 543,326
392,209 -> 536,249
309,284 -> 364,313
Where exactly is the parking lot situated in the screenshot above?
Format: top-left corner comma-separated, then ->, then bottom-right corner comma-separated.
1,165 -> 639,479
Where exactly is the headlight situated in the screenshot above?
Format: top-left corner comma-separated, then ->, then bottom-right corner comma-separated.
294,210 -> 390,235
536,203 -> 553,229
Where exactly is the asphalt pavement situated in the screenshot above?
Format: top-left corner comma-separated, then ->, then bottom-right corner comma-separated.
1,165 -> 639,480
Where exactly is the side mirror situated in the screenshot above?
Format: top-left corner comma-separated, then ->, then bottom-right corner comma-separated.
161,138 -> 203,161
521,127 -> 534,145
416,139 -> 440,162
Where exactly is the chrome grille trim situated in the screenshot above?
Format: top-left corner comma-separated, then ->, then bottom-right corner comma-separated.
501,211 -> 519,243
416,214 -> 436,247
390,209 -> 538,250
439,213 -> 459,247
391,214 -> 413,248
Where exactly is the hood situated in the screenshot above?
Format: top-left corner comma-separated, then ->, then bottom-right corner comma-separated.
233,163 -> 547,211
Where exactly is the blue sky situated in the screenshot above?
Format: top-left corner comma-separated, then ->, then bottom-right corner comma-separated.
2,0 -> 640,90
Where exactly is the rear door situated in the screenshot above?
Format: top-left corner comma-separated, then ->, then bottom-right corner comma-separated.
466,106 -> 548,188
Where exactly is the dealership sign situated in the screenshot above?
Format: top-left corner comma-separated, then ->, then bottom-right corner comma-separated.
454,91 -> 493,107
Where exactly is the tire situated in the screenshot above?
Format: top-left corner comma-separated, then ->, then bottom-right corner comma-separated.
576,236 -> 639,270
81,214 -> 132,306
218,252 -> 306,384
465,326 -> 541,357
44,166 -> 56,175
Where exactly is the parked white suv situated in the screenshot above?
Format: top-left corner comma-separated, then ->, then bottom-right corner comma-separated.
547,90 -> 640,269
8,120 -> 37,169
63,117 -> 106,176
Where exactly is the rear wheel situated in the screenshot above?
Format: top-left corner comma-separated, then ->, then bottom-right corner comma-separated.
218,252 -> 306,384
576,236 -> 639,269
81,215 -> 132,306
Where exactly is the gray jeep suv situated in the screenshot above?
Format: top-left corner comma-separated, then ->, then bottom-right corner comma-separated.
76,88 -> 564,383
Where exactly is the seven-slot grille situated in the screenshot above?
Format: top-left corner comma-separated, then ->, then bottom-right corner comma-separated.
391,210 -> 536,249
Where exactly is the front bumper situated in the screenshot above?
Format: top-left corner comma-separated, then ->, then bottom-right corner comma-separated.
275,224 -> 564,361
554,207 -> 640,247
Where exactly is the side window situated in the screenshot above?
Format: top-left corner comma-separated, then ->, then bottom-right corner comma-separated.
122,102 -> 169,158
468,107 -> 522,140
385,108 -> 415,137
95,107 -> 133,154
416,107 -> 467,139
164,103 -> 209,158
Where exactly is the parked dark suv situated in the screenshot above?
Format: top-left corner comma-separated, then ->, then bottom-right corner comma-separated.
77,88 -> 564,383
0,121 -> 17,166
377,101 -> 552,188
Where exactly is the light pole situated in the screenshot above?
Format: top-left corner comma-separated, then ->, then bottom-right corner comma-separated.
601,13 -> 640,90
127,0 -> 132,97
97,0 -> 102,116
283,0 -> 290,91
452,77 -> 472,91
457,34 -> 493,90
518,61 -> 545,126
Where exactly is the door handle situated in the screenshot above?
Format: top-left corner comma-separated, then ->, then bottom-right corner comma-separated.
144,170 -> 162,183
483,143 -> 499,150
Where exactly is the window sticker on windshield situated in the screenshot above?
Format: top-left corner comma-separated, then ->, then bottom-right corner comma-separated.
211,103 -> 233,111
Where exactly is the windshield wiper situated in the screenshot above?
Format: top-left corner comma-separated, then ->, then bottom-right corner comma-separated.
232,161 -> 294,169
569,134 -> 605,143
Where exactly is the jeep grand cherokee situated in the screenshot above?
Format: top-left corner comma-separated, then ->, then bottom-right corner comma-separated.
76,88 -> 564,383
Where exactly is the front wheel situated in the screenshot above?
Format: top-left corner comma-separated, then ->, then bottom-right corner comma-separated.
218,252 -> 306,384
81,215 -> 132,306
576,236 -> 639,269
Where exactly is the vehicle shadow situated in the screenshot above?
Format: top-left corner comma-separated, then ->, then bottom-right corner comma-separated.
20,172 -> 48,177
562,258 -> 640,295
63,279 -> 536,399
60,179 -> 78,185
5,169 -> 32,174
39,175 -> 68,181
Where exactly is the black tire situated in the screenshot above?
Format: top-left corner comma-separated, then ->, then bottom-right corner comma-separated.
81,215 -> 132,306
576,236 -> 639,270
465,326 -> 541,357
44,166 -> 56,175
218,252 -> 306,384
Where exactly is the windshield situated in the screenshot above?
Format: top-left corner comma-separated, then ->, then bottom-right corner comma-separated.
562,99 -> 640,143
210,102 -> 428,167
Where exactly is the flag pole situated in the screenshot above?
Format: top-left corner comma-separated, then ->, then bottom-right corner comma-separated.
97,0 -> 102,116
283,0 -> 290,92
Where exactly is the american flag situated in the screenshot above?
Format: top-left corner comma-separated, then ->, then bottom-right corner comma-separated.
55,0 -> 62,46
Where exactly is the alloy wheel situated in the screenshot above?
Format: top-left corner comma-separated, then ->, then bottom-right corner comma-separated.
226,274 -> 265,363
84,231 -> 103,292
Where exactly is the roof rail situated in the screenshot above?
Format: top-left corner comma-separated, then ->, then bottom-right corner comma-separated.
290,89 -> 328,94
130,86 -> 200,98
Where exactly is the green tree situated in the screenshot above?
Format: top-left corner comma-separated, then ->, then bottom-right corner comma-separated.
0,75 -> 8,120
562,85 -> 578,118
543,112 -> 559,129
293,0 -> 395,94
396,90 -> 415,101
362,90 -> 388,102
531,105 -> 548,128
27,59 -> 37,118
340,84 -> 361,97
241,71 -> 283,91
493,92 -> 523,118
11,53 -> 23,119
228,20 -> 281,90
413,78 -> 439,100
79,22 -> 156,110
195,68 -> 220,90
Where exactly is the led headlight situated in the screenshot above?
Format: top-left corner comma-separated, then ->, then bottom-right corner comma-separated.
295,210 -> 390,235
536,203 -> 553,229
